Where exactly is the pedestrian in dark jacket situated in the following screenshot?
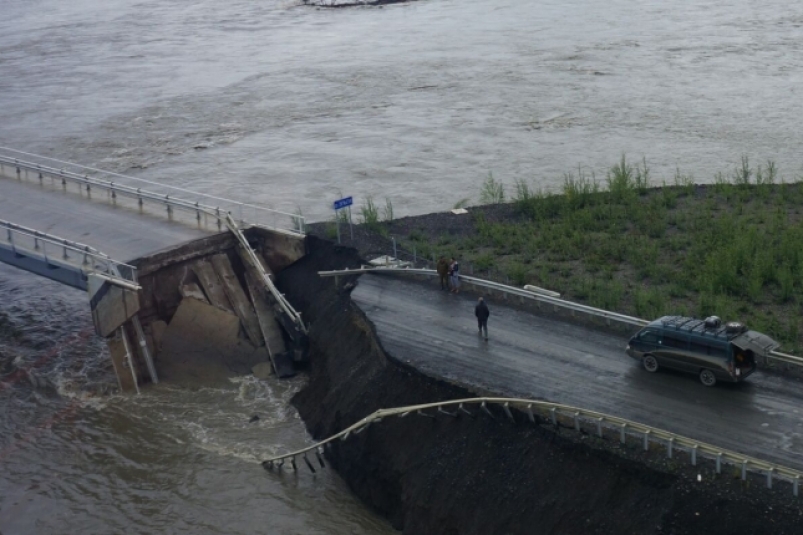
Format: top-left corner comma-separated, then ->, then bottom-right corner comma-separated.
475,297 -> 490,340
436,256 -> 450,291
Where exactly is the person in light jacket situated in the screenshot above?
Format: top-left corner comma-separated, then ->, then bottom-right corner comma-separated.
475,297 -> 490,341
449,258 -> 460,294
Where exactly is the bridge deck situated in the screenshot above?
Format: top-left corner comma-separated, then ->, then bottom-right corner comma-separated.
352,275 -> 803,471
0,178 -> 210,262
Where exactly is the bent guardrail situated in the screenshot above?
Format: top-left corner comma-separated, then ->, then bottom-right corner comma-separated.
318,266 -> 803,369
0,147 -> 305,235
261,397 -> 802,498
224,213 -> 307,339
1,219 -> 140,290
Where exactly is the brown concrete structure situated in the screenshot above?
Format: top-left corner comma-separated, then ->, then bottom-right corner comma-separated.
104,226 -> 307,392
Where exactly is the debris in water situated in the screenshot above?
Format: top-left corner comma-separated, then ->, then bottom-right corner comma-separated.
249,414 -> 260,423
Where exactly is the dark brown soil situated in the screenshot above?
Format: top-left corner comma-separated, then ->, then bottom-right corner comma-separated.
306,206 -> 513,268
276,236 -> 803,535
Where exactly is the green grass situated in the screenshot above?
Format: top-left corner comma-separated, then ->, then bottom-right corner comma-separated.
391,156 -> 803,352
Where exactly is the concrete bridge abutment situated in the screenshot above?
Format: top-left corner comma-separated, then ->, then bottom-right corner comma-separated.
90,227 -> 306,393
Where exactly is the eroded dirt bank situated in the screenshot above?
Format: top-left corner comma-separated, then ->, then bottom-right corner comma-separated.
277,236 -> 803,535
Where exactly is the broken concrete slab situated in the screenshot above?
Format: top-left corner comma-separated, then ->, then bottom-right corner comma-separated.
158,298 -> 270,386
192,260 -> 234,314
245,271 -> 287,356
272,351 -> 296,379
252,362 -> 273,380
151,320 -> 168,352
210,254 -> 264,347
180,282 -> 208,303
88,274 -> 140,337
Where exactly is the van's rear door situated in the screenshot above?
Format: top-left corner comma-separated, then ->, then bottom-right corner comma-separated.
731,330 -> 780,357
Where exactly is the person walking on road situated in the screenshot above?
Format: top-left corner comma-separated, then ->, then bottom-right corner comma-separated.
436,256 -> 450,291
449,258 -> 461,293
475,297 -> 490,340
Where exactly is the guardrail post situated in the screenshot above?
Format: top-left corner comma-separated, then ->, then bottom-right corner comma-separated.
85,182 -> 91,199
716,453 -> 722,474
526,404 -> 535,423
643,430 -> 651,451
573,412 -> 580,432
741,460 -> 748,480
16,165 -> 21,179
137,189 -> 143,212
38,170 -> 43,184
620,423 -> 627,444
794,475 -> 799,497
691,445 -> 698,466
667,437 -> 674,459
596,417 -> 603,438
111,184 -> 117,204
766,468 -> 774,489
62,240 -> 69,260
550,407 -> 557,426
503,402 -> 514,422
303,454 -> 316,474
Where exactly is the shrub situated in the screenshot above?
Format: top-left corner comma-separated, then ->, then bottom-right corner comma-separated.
480,172 -> 505,204
360,196 -> 380,229
383,198 -> 394,222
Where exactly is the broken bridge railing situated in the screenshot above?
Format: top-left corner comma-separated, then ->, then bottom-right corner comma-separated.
261,397 -> 803,498
1,219 -> 140,291
224,213 -> 307,342
318,266 -> 803,369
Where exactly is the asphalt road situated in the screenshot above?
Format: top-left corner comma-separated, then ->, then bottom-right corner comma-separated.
352,274 -> 803,471
0,177 -> 211,262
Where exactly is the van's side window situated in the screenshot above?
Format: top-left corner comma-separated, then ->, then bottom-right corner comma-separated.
690,341 -> 710,354
639,330 -> 660,344
663,334 -> 688,349
709,345 -> 727,358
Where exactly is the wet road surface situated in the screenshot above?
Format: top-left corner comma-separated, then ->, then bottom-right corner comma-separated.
0,178 -> 211,262
352,275 -> 803,470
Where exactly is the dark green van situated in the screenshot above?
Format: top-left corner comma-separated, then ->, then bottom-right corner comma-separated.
626,316 -> 780,386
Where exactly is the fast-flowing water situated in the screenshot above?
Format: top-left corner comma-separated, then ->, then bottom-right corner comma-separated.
1,0 -> 802,532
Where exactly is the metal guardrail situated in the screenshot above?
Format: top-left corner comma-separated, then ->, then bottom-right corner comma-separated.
1,219 -> 140,290
0,147 -> 305,235
318,266 -> 803,368
261,397 -> 802,497
319,266 -> 649,327
224,213 -> 307,337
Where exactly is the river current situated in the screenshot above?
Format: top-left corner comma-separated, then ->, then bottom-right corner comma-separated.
1,0 -> 802,533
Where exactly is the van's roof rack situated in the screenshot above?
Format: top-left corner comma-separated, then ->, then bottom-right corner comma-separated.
655,315 -> 735,341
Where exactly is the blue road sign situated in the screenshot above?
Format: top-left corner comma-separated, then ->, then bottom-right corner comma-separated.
333,196 -> 353,210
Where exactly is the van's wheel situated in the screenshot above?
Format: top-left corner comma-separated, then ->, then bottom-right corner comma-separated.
699,369 -> 717,387
643,355 -> 659,373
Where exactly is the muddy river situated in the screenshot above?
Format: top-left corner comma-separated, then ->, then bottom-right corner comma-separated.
1,0 -> 802,532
